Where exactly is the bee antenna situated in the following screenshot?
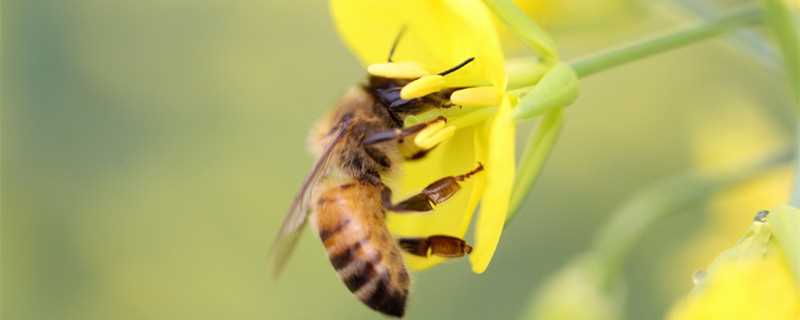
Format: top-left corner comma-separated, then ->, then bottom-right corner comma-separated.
387,25 -> 408,63
438,57 -> 475,76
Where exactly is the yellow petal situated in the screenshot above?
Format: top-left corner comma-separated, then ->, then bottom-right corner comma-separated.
367,61 -> 430,79
470,96 -> 515,273
386,127 -> 485,270
330,0 -> 506,88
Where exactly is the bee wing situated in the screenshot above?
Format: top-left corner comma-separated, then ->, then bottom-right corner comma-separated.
269,119 -> 349,278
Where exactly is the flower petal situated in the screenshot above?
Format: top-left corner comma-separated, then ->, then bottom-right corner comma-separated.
330,0 -> 506,87
386,127 -> 485,270
470,96 -> 515,273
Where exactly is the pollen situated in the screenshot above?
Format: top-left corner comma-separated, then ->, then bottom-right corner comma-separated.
451,86 -> 502,108
400,75 -> 446,100
414,123 -> 456,150
367,61 -> 429,79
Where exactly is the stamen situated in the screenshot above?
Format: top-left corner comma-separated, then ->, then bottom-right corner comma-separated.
400,75 -> 446,100
450,86 -> 502,108
414,124 -> 455,150
448,107 -> 496,129
367,62 -> 429,79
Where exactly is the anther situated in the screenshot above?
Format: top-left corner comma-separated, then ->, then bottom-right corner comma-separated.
367,61 -> 430,79
450,86 -> 502,108
400,75 -> 446,100
414,123 -> 455,150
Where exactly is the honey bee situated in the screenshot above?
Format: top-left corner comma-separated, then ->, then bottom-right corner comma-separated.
270,33 -> 483,318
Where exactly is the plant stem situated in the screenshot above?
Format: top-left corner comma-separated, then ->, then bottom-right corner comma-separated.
762,0 -> 800,206
507,108 -> 564,222
570,6 -> 763,78
591,148 -> 793,287
483,0 -> 559,64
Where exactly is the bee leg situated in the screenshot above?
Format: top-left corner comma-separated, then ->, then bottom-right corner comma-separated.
363,116 -> 446,145
404,146 -> 436,161
397,235 -> 472,258
381,163 -> 484,212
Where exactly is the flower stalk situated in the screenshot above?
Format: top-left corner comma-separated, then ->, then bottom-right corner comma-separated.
503,4 -> 769,227
570,5 -> 763,79
482,0 -> 559,64
507,108 -> 564,221
761,0 -> 800,207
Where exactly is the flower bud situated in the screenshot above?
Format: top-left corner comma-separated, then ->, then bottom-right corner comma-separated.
521,256 -> 623,320
667,210 -> 800,320
513,62 -> 579,120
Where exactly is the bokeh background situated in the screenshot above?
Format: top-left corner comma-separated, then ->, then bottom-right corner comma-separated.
3,0 -> 796,319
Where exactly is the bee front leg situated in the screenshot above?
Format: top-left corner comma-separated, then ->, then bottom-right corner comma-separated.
397,235 -> 472,258
381,163 -> 483,212
362,116 -> 446,145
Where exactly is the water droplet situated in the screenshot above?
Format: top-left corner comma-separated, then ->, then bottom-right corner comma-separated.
754,210 -> 769,222
692,270 -> 707,285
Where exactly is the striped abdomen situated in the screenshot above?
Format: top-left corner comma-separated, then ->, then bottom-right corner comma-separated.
313,181 -> 409,318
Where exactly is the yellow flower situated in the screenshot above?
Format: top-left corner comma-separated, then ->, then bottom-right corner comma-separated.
667,210 -> 800,320
331,0 -> 515,273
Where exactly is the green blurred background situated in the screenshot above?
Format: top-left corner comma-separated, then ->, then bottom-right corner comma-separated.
3,0 -> 795,319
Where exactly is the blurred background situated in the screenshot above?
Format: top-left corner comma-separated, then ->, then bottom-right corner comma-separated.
3,0 -> 796,319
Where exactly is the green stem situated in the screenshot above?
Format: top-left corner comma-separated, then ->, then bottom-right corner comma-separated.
507,108 -> 564,222
570,6 -> 763,78
591,148 -> 793,286
761,0 -> 800,206
482,0 -> 559,63
762,0 -> 800,105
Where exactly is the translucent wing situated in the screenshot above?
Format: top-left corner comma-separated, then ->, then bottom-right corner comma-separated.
269,118 -> 350,278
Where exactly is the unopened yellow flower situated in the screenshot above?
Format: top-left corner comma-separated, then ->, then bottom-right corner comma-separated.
331,0 -> 515,273
667,212 -> 800,320
668,252 -> 800,320
667,106 -> 792,292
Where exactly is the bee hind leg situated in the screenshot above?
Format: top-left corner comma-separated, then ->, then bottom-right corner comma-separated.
381,163 -> 484,212
397,235 -> 472,258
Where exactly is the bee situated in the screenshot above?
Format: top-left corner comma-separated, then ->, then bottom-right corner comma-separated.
270,32 -> 483,318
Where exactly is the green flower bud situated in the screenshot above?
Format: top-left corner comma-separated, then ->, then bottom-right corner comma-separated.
513,62 -> 579,120
520,255 -> 623,320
